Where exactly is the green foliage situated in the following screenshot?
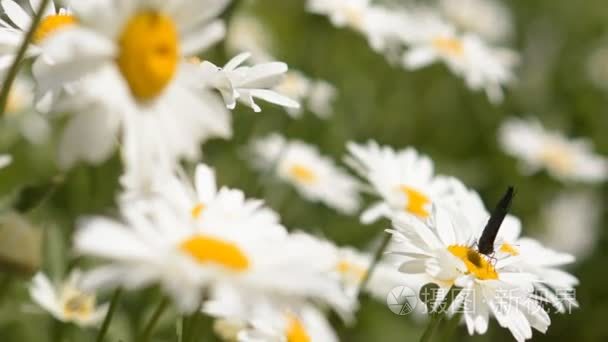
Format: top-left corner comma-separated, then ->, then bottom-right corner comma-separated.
1,0 -> 607,341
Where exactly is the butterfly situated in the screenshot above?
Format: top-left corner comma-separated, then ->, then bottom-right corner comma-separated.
477,186 -> 516,256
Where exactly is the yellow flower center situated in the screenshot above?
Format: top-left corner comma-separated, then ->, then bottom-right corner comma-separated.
447,245 -> 498,280
191,203 -> 206,219
60,287 -> 96,320
179,235 -> 249,271
117,11 -> 179,101
539,144 -> 574,174
399,186 -> 431,218
336,260 -> 368,282
432,37 -> 464,57
499,243 -> 519,256
288,164 -> 317,184
286,315 -> 311,342
33,14 -> 77,43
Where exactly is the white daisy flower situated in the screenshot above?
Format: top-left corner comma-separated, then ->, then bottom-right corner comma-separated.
2,74 -> 51,144
402,12 -> 518,103
540,191 -> 601,261
345,140 -> 461,224
0,154 -> 10,169
297,232 -> 412,302
389,205 -> 552,342
75,183 -> 291,313
198,52 -> 300,113
203,235 -> 354,340
34,0 -> 232,169
250,134 -> 361,214
441,184 -> 579,313
306,0 -> 410,56
306,0 -> 371,32
29,270 -> 108,326
201,230 -> 356,322
238,302 -> 338,342
0,0 -> 76,70
498,117 -> 608,183
77,163 -> 351,314
439,0 -> 513,43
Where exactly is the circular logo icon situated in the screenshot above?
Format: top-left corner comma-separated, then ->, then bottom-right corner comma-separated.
386,285 -> 417,315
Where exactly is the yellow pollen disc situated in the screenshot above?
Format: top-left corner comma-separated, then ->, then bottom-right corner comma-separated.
432,37 -> 464,57
399,186 -> 431,218
60,288 -> 96,320
336,260 -> 368,281
191,203 -> 205,219
499,243 -> 519,256
286,315 -> 311,342
33,14 -> 77,43
539,145 -> 574,174
289,164 -> 317,184
447,245 -> 498,280
117,11 -> 179,101
179,235 -> 249,271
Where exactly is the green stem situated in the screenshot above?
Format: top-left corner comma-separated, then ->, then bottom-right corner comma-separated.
95,288 -> 123,342
0,0 -> 51,115
419,314 -> 441,342
0,274 -> 13,305
355,233 -> 392,300
419,286 -> 462,342
140,297 -> 170,342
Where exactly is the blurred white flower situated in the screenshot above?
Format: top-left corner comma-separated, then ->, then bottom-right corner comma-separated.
77,163 -> 352,314
402,12 -> 518,103
292,232 -> 411,303
346,141 -> 464,224
499,117 -> 608,183
307,0 -> 371,32
274,71 -> 338,119
389,205 -> 552,341
0,154 -> 12,169
0,0 -> 75,70
2,74 -> 51,144
237,303 -> 338,342
75,183 -> 290,313
34,0 -> 232,169
198,52 -> 299,113
226,14 -> 275,64
250,134 -> 361,214
29,270 -> 108,326
203,232 -> 356,325
439,0 -> 513,43
540,191 -> 601,261
306,0 -> 410,55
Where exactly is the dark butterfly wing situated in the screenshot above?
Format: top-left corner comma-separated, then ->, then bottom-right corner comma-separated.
478,186 -> 515,255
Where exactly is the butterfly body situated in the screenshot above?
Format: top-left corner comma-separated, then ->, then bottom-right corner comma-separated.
477,186 -> 515,256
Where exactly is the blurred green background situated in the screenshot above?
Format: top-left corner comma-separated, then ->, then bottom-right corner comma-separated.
1,0 -> 608,340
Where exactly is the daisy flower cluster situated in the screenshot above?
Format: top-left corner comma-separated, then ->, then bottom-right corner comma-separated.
306,0 -> 519,103
0,0 -> 594,342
